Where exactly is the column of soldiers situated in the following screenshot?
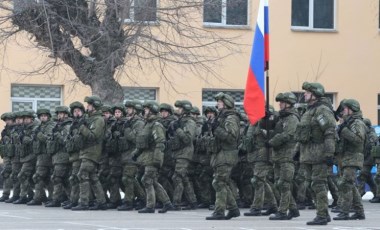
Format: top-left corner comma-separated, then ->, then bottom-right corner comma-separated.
0,84 -> 379,224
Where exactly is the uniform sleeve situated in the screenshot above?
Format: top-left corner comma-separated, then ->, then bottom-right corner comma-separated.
176,119 -> 196,145
80,117 -> 105,143
269,115 -> 298,147
38,122 -> 56,142
57,123 -> 71,145
125,119 -> 144,142
340,121 -> 366,145
317,109 -> 336,155
153,123 -> 166,152
214,115 -> 239,143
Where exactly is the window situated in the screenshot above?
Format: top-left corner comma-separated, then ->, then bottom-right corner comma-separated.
123,87 -> 157,102
124,0 -> 157,23
292,91 -> 336,108
291,0 -> 335,30
203,0 -> 248,27
377,94 -> 380,125
11,85 -> 62,112
202,89 -> 245,114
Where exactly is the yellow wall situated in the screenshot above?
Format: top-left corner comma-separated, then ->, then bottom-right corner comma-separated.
1,0 -> 380,128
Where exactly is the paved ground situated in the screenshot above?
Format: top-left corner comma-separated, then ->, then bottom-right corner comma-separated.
0,197 -> 379,230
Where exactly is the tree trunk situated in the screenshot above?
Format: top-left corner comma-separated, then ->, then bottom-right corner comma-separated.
89,71 -> 124,105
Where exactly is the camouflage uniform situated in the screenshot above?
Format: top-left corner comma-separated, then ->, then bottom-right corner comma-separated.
29,109 -> 55,205
206,93 -> 240,220
134,101 -> 173,213
268,92 -> 299,220
169,100 -> 197,209
73,96 -> 106,210
0,113 -> 15,201
333,99 -> 366,220
296,82 -> 336,225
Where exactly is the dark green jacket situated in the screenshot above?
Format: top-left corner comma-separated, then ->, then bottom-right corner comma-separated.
363,126 -> 378,166
122,115 -> 144,164
172,115 -> 196,161
35,119 -> 55,167
20,120 -> 40,163
11,124 -> 23,163
0,125 -> 14,161
52,118 -> 72,164
79,111 -> 105,164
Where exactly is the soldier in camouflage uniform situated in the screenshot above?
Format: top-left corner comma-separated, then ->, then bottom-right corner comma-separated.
14,110 -> 39,204
63,102 -> 85,209
244,109 -> 278,217
267,92 -> 300,220
168,100 -> 198,210
296,82 -> 336,225
157,103 -> 177,201
72,96 -> 107,211
117,101 -> 146,211
99,105 -> 115,203
371,137 -> 380,203
357,118 -> 377,197
103,103 -> 125,209
45,106 -> 72,207
132,101 -> 175,213
5,112 -> 24,203
206,92 -> 240,220
0,113 -> 15,202
333,99 -> 366,220
27,109 -> 55,206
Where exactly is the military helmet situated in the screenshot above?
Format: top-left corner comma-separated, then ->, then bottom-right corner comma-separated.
69,101 -> 85,115
14,111 -> 24,119
22,110 -> 35,118
100,104 -> 113,113
112,103 -> 126,116
204,106 -> 218,115
1,112 -> 15,121
84,95 -> 102,109
133,100 -> 143,113
55,106 -> 70,115
125,100 -> 143,112
363,118 -> 372,127
342,99 -> 360,112
214,92 -> 235,109
302,82 -> 325,97
191,106 -> 200,115
36,108 -> 51,117
275,92 -> 297,105
143,101 -> 159,114
159,103 -> 174,114
174,100 -> 193,112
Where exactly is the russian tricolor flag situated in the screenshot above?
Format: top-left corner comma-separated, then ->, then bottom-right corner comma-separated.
244,0 -> 269,125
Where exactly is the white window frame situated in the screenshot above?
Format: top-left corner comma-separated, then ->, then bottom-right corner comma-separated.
291,0 -> 337,32
10,85 -> 62,112
123,0 -> 160,25
203,0 -> 251,29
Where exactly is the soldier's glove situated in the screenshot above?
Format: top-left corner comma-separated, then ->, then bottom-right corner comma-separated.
325,156 -> 334,167
36,132 -> 45,141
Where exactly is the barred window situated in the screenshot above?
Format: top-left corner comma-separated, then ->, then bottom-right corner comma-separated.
203,0 -> 248,27
11,85 -> 62,113
202,89 -> 244,114
291,0 -> 335,30
123,87 -> 157,102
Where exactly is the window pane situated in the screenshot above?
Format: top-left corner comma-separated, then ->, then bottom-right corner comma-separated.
291,0 -> 309,27
226,0 -> 247,25
37,101 -> 61,113
203,0 -> 222,23
313,0 -> 334,29
123,87 -> 157,101
12,101 -> 33,112
11,85 -> 61,98
135,0 -> 157,21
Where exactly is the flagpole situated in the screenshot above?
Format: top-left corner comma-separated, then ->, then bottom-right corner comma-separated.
266,61 -> 269,112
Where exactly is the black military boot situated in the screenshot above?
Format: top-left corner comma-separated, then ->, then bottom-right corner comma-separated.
63,202 -> 77,209
106,202 -> 119,209
71,203 -> 89,211
349,212 -> 365,220
208,204 -> 215,210
306,216 -> 328,225
244,208 -> 262,216
297,202 -> 306,210
0,194 -> 9,202
331,206 -> 342,213
138,207 -> 155,213
5,196 -> 19,203
287,209 -> 300,219
369,197 -> 380,203
13,196 -> 28,204
333,212 -> 349,220
45,200 -> 61,207
158,203 -> 175,213
225,208 -> 240,220
269,212 -> 289,220
89,202 -> 107,210
262,206 -> 278,216
27,199 -> 42,206
205,212 -> 226,220
172,205 -> 182,211
61,200 -> 71,207
182,202 -> 198,210
118,202 -> 134,211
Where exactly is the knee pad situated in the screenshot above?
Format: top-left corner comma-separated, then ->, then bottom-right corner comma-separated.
212,178 -> 226,191
311,180 -> 326,194
52,175 -> 63,185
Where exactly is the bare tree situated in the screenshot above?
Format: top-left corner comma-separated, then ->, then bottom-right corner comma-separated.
0,0 -> 240,103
